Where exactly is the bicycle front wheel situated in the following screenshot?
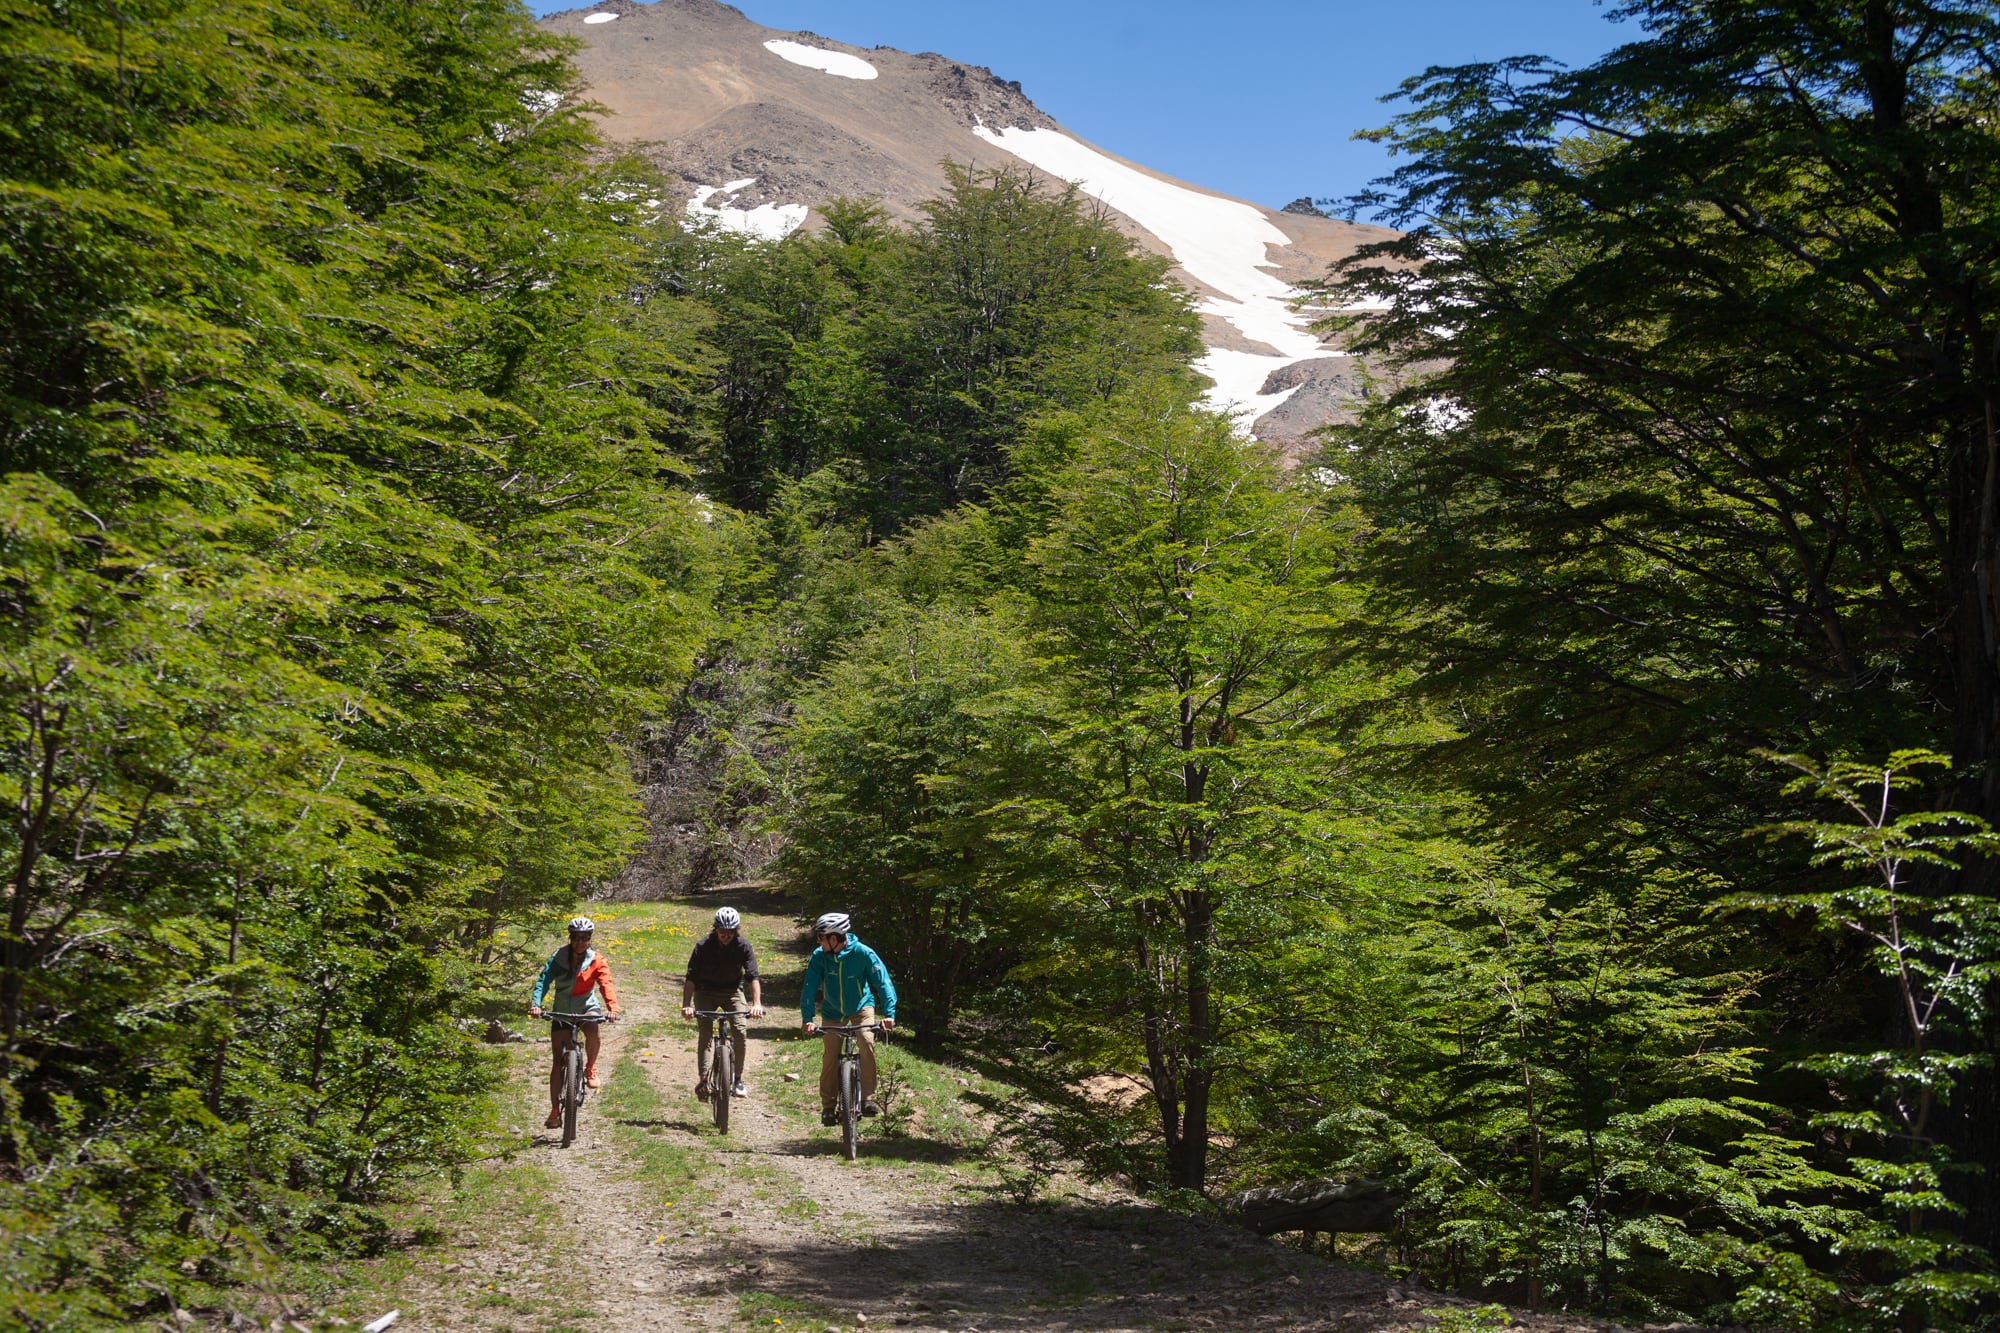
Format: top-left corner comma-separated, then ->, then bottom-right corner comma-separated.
840,1057 -> 859,1160
712,1039 -> 732,1135
562,1043 -> 583,1147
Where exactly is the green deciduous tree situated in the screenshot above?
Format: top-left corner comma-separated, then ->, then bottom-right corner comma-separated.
780,596 -> 1025,1042
1327,0 -> 2000,1253
986,392 -> 1354,1192
671,168 -> 1203,529
1742,752 -> 2000,1325
0,0 -> 717,1320
1313,866 -> 1864,1324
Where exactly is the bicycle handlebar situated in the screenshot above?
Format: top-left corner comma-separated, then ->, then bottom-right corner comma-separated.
812,1021 -> 885,1031
689,1009 -> 745,1019
540,1011 -> 613,1024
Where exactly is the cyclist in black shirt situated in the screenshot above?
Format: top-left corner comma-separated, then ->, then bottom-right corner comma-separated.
680,906 -> 765,1100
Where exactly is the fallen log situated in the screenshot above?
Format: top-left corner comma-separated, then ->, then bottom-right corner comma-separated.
1218,1176 -> 1400,1234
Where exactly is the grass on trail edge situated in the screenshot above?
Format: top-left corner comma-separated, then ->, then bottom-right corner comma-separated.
738,1288 -> 842,1329
279,1047 -> 598,1329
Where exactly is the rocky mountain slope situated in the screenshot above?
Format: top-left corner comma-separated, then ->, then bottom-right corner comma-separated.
543,0 -> 1396,448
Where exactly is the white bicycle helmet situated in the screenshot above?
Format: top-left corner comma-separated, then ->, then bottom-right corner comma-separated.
813,911 -> 851,935
567,915 -> 596,933
713,906 -> 741,930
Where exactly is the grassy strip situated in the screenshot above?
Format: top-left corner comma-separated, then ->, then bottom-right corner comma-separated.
738,1288 -> 843,1330
581,902 -> 705,973
596,1017 -> 718,1216
281,1044 -> 596,1329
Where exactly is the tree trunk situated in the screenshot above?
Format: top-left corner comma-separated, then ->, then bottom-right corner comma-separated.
1945,398 -> 2000,1253
1173,1068 -> 1211,1191
1176,887 -> 1215,1193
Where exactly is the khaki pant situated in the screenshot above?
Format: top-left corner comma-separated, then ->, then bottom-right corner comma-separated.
692,988 -> 747,1085
817,1005 -> 877,1110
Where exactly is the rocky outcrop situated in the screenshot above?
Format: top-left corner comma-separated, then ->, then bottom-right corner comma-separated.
660,102 -> 902,207
1248,356 -> 1373,454
920,54 -> 1058,132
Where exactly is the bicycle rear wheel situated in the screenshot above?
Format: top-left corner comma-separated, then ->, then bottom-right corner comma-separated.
562,1041 -> 583,1147
712,1039 -> 732,1134
840,1057 -> 859,1160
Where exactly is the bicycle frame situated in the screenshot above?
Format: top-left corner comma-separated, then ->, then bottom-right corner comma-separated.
545,1012 -> 608,1148
690,1008 -> 744,1134
816,1021 -> 882,1160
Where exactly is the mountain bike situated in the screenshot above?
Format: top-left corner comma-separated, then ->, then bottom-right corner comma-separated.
817,1021 -> 883,1160
542,1011 -> 610,1147
690,1008 -> 742,1134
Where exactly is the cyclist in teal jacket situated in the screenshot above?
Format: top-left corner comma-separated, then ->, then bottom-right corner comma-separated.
799,912 -> 897,1125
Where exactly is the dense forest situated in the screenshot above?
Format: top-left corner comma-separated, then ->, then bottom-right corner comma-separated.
4,0 -> 2000,1328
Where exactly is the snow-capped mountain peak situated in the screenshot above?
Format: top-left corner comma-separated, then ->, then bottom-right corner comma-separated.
544,0 -> 1392,446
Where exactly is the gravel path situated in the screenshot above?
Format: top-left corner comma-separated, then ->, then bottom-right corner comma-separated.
343,901 -> 1657,1333
586,966 -> 1624,1333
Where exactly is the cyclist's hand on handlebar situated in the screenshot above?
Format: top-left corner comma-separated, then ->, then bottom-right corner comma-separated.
801,1021 -> 818,1035
750,1004 -> 766,1018
681,1004 -> 695,1019
529,1007 -> 543,1019
881,1018 -> 896,1031
608,1010 -> 622,1023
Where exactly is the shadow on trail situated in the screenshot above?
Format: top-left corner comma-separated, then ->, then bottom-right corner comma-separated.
774,1135 -> 978,1164
672,881 -> 800,919
733,1196 -> 1392,1330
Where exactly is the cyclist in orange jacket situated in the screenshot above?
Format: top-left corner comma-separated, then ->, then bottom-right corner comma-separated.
529,916 -> 621,1129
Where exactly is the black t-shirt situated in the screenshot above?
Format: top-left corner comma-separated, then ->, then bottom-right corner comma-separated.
685,932 -> 760,990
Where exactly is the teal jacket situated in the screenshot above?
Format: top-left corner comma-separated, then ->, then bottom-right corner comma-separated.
800,935 -> 897,1023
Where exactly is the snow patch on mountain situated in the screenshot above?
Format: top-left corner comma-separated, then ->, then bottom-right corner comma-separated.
582,11 -> 617,22
688,178 -> 809,241
764,39 -> 878,81
971,124 -> 1333,418
1198,350 -> 1313,420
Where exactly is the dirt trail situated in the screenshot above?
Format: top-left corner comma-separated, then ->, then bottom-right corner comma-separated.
574,901 -> 1628,1333
520,981 -> 692,1333
368,901 -> 1647,1333
628,1007 -> 1410,1333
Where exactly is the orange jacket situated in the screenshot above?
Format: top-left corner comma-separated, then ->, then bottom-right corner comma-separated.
532,945 -> 620,1015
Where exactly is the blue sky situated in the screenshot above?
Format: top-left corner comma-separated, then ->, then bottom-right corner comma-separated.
529,0 -> 1633,210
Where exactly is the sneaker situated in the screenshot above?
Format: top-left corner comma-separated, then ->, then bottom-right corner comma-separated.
586,1066 -> 602,1090
821,1106 -> 839,1126
861,1099 -> 881,1118
695,1079 -> 710,1103
732,1080 -> 748,1098
544,1108 -> 562,1129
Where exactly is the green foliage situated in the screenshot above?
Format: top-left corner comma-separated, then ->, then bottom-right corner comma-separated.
672,167 -> 1203,528
989,392 -> 1359,1192
1732,751 -> 2000,1327
0,0 -> 717,1322
1310,865 -> 1867,1323
1410,1306 -> 1512,1333
1325,0 -> 2000,899
777,387 -> 1379,1193
1309,0 -> 2000,1319
779,592 -> 1025,1041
